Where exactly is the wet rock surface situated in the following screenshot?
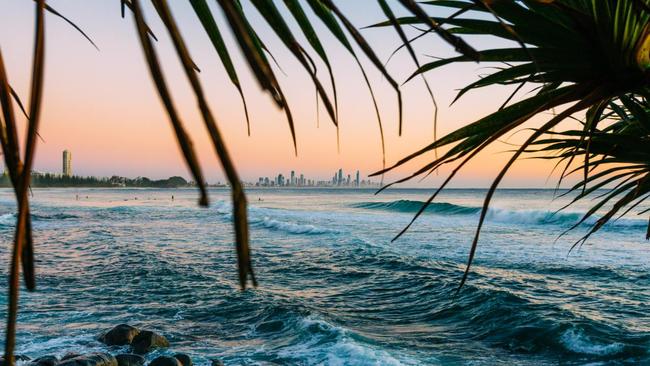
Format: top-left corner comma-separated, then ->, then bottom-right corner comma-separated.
114,354 -> 144,366
98,325 -> 140,347
8,325 -> 216,366
130,331 -> 169,355
57,353 -> 117,366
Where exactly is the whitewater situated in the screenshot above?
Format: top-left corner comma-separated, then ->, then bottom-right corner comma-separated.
0,188 -> 647,365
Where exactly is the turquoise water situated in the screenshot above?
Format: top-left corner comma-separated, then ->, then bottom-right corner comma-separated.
0,188 -> 648,365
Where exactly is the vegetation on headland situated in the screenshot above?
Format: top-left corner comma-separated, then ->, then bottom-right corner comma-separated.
0,172 -> 192,188
0,1 -> 648,364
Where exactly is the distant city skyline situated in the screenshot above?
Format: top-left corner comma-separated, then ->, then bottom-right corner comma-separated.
255,169 -> 378,188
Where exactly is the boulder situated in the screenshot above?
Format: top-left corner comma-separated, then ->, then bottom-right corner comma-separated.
30,356 -> 58,366
114,355 -> 144,366
0,355 -> 31,366
131,331 -> 169,355
57,353 -> 116,366
1,355 -> 32,366
99,325 -> 140,346
171,354 -> 190,366
147,357 -> 180,366
209,360 -> 223,366
61,354 -> 80,362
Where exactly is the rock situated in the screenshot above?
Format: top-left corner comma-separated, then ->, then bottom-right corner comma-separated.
30,356 -> 58,366
0,355 -> 31,366
114,355 -> 144,366
57,353 -> 116,366
147,357 -> 180,366
171,355 -> 190,366
131,331 -> 169,355
1,355 -> 32,366
61,354 -> 80,362
209,360 -> 223,366
99,324 -> 140,346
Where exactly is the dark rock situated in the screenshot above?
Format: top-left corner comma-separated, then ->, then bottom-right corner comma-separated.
114,355 -> 144,366
1,355 -> 32,366
147,357 -> 180,366
61,354 -> 80,362
99,324 -> 140,346
131,331 -> 169,355
1,355 -> 31,362
171,354 -> 190,366
30,356 -> 58,366
209,360 -> 223,366
57,353 -> 116,366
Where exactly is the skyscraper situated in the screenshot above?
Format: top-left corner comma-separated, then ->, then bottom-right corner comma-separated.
62,150 -> 72,177
337,169 -> 343,186
291,170 -> 296,186
355,170 -> 360,187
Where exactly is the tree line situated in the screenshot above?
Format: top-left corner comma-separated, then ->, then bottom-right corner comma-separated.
0,172 -> 191,188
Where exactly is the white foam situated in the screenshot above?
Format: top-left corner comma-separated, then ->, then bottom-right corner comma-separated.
274,316 -> 422,365
560,328 -> 623,356
16,333 -> 107,359
0,213 -> 15,225
255,217 -> 334,235
214,201 -> 336,235
485,208 -> 646,228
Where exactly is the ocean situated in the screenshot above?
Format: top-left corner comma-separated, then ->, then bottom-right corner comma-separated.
0,188 -> 647,365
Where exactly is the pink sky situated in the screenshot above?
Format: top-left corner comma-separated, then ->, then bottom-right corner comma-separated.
0,1 -> 566,187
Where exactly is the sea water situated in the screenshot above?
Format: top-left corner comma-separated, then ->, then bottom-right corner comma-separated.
0,188 -> 647,365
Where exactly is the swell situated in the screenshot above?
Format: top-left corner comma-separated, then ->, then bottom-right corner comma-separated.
0,212 -> 80,226
352,200 -> 647,228
213,201 -> 336,236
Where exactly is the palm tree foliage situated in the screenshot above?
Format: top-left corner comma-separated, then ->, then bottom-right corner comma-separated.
0,1 -> 478,364
531,94 -> 650,245
0,0 -> 648,364
369,0 -> 649,288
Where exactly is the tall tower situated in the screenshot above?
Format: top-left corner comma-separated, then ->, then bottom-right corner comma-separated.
62,150 -> 72,177
337,169 -> 343,186
355,170 -> 360,187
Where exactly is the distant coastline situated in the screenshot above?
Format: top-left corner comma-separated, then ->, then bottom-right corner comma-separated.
0,172 -> 380,189
0,172 -> 196,188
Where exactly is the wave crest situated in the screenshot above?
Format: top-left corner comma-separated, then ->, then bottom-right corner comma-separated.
214,202 -> 335,236
352,200 -> 647,228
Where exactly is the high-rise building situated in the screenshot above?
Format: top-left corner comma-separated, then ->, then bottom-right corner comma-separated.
62,150 -> 72,177
291,170 -> 296,186
355,170 -> 360,187
337,169 -> 343,186
299,174 -> 304,186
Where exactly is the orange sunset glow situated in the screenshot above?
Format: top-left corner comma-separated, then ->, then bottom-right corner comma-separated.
1,1 -> 564,187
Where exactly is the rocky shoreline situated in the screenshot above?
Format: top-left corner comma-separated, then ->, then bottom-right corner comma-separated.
1,325 -> 223,366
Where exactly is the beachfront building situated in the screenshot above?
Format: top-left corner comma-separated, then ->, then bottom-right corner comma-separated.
62,150 -> 72,177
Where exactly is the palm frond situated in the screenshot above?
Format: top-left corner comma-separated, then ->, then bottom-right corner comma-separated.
371,0 -> 650,288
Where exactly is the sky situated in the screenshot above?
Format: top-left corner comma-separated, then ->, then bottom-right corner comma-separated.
0,1 -> 569,187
